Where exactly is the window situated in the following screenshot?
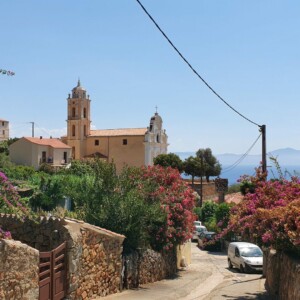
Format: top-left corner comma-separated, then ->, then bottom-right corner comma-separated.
2,130 -> 4,135
2,122 -> 4,126
83,108 -> 87,118
72,107 -> 76,118
72,125 -> 75,137
84,125 -> 86,136
42,151 -> 46,163
156,134 -> 160,143
95,140 -> 99,146
123,139 -> 127,145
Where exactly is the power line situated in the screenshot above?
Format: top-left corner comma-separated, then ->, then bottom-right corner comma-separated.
135,0 -> 261,127
221,133 -> 262,174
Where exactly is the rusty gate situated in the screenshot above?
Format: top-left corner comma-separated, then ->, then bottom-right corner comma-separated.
39,242 -> 67,300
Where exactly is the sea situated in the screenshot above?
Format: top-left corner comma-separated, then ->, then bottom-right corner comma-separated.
182,165 -> 300,186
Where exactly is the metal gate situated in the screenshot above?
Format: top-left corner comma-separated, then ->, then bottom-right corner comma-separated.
39,242 -> 67,300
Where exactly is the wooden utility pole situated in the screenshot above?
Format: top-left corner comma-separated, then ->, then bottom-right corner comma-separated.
260,125 -> 267,174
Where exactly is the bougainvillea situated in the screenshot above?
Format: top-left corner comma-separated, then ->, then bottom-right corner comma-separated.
134,165 -> 196,250
218,169 -> 300,255
0,171 -> 29,239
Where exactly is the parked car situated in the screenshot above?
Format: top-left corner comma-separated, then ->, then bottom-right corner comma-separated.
194,220 -> 202,227
227,242 -> 263,273
198,231 -> 221,251
192,225 -> 207,241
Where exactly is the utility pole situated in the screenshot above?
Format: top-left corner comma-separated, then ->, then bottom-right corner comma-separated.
29,122 -> 35,137
200,155 -> 203,207
260,125 -> 267,174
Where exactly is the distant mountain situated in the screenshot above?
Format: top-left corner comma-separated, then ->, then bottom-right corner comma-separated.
175,148 -> 300,167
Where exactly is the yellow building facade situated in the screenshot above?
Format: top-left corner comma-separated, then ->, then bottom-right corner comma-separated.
62,81 -> 168,172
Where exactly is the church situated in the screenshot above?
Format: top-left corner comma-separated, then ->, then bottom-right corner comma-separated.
61,80 -> 168,172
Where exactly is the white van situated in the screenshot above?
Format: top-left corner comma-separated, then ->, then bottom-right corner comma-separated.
227,242 -> 263,273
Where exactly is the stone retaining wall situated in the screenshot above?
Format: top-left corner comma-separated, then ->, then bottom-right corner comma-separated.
0,239 -> 39,300
123,247 -> 177,289
264,249 -> 300,300
0,215 -> 125,300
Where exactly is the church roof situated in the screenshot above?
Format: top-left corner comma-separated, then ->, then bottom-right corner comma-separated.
90,128 -> 147,137
23,137 -> 71,149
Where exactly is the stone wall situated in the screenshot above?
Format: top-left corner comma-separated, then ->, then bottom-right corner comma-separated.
0,239 -> 39,300
69,220 -> 124,299
264,249 -> 300,300
0,215 -> 125,300
123,247 -> 177,289
0,214 -> 71,251
186,181 -> 218,204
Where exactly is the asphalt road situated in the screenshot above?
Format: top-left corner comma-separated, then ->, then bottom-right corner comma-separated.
101,242 -> 270,300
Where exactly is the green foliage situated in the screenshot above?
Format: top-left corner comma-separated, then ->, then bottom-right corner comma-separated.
183,156 -> 203,185
193,206 -> 201,221
153,153 -> 183,172
196,148 -> 221,182
0,138 -> 19,155
201,200 -> 218,224
215,202 -> 233,229
227,183 -> 241,194
63,159 -> 94,176
30,175 -> 68,211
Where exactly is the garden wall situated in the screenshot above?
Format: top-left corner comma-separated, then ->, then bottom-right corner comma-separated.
123,247 -> 177,289
186,181 -> 218,203
0,214 -> 125,299
264,249 -> 300,300
0,239 -> 39,300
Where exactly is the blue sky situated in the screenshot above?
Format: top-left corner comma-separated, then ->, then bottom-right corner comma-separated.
1,1 -> 299,154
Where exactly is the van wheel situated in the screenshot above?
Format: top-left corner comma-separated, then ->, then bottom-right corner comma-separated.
240,265 -> 245,273
228,259 -> 233,269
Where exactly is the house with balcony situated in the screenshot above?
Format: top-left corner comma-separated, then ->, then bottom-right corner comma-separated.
9,137 -> 72,170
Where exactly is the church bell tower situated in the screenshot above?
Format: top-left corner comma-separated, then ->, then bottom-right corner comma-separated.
66,79 -> 91,159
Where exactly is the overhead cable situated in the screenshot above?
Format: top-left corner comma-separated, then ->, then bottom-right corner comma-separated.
135,0 -> 261,127
221,133 -> 262,174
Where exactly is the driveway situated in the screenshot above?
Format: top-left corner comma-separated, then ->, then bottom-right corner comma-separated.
101,242 -> 270,300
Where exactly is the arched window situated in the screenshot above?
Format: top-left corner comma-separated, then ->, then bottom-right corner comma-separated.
84,125 -> 86,136
72,125 -> 75,137
83,108 -> 86,118
156,134 -> 160,143
72,107 -> 76,118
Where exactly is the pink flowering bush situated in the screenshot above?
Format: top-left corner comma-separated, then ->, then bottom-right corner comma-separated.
134,165 -> 196,251
0,171 -> 29,239
219,169 -> 300,255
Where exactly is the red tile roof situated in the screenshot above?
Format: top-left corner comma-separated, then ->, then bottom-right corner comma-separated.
24,137 -> 71,149
90,128 -> 147,137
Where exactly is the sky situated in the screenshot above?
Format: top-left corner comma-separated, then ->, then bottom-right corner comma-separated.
1,0 -> 300,155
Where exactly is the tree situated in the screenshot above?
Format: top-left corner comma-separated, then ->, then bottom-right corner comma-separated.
196,148 -> 221,182
183,156 -> 205,186
153,153 -> 183,172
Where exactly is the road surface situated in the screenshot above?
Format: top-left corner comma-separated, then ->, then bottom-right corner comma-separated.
101,242 -> 270,300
